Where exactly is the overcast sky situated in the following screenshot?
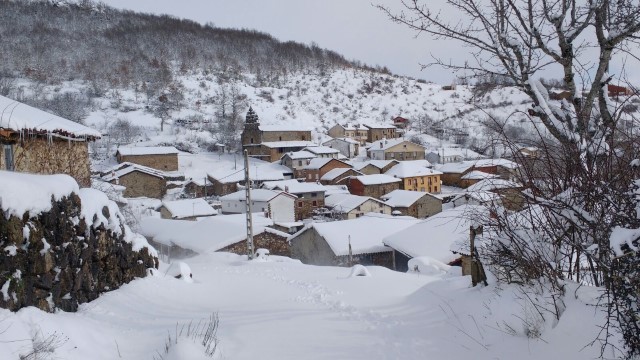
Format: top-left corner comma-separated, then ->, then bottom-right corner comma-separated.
99,0 -> 639,86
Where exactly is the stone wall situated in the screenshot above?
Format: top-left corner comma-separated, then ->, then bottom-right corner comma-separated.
219,230 -> 291,257
7,137 -> 92,187
111,171 -> 166,199
117,153 -> 178,171
0,194 -> 158,312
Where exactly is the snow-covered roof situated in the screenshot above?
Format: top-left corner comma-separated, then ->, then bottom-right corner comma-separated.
325,193 -> 383,213
323,137 -> 359,145
427,147 -> 484,159
352,174 -> 402,186
261,141 -> 316,148
139,213 -> 282,253
116,146 -> 179,156
320,168 -> 361,181
0,94 -> 101,139
209,165 -> 285,183
383,205 -> 487,262
363,123 -> 397,129
302,158 -> 333,170
381,189 -> 435,208
473,158 -> 519,169
258,125 -> 312,132
341,123 -> 368,130
161,198 -> 216,219
460,171 -> 499,180
304,146 -> 340,155
262,179 -> 326,194
384,160 -> 440,178
102,162 -> 167,181
452,191 -> 501,204
435,161 -> 475,174
367,138 -> 410,151
323,185 -> 351,197
283,150 -> 316,160
307,213 -> 420,256
466,179 -> 521,192
220,189 -> 296,202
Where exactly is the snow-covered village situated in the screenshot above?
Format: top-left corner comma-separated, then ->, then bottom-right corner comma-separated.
1,1 -> 640,359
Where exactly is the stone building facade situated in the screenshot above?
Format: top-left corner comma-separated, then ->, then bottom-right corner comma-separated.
107,169 -> 167,198
347,176 -> 401,200
1,137 -> 93,187
116,147 -> 179,172
219,229 -> 291,257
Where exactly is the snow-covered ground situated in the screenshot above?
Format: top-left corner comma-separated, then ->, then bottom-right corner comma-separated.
0,253 -> 614,359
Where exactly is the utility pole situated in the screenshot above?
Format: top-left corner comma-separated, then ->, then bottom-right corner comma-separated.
244,150 -> 255,260
469,225 -> 487,287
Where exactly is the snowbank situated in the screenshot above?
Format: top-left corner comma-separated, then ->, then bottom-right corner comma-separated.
0,171 -> 79,217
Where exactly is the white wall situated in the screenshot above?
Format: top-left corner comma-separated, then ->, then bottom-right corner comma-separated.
268,194 -> 296,223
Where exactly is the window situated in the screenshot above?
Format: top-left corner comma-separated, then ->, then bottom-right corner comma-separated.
279,136 -> 282,141
310,192 -> 317,197
312,200 -> 317,206
3,144 -> 14,171
250,138 -> 254,144
298,160 -> 302,166
298,201 -> 303,208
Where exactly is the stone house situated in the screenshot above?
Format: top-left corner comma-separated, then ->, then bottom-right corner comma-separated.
280,150 -> 317,176
367,139 -> 426,161
0,95 -> 101,187
364,124 -> 398,142
220,189 -> 296,223
116,146 -> 179,171
466,179 -> 525,211
102,162 -> 167,199
159,198 -> 217,220
384,160 -> 442,193
139,214 -> 292,259
381,189 -> 443,218
262,179 -> 326,220
324,193 -> 392,220
320,168 -> 363,185
184,178 -> 214,198
322,137 -> 359,158
300,158 -> 351,182
327,124 -> 368,144
352,160 -> 399,175
346,174 -> 402,200
289,213 -> 420,270
436,161 -> 476,187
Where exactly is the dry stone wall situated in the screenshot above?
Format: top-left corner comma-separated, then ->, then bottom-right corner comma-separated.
0,194 -> 157,312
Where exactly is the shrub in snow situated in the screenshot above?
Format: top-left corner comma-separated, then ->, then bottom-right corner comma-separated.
348,264 -> 371,277
153,313 -> 220,360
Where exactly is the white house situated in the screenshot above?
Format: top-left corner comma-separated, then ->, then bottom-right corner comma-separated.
324,193 -> 392,220
220,189 -> 297,223
322,137 -> 359,158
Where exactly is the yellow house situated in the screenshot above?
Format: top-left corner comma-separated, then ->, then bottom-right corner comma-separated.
385,160 -> 442,193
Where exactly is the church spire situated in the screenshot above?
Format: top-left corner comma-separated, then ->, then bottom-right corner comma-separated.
245,106 -> 259,124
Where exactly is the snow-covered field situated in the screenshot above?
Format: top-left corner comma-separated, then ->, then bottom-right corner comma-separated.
0,253 -> 613,359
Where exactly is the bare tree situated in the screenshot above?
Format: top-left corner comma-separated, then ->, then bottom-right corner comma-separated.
379,0 -> 640,356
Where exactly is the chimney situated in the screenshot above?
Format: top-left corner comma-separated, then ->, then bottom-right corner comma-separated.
285,185 -> 290,193
379,142 -> 383,149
